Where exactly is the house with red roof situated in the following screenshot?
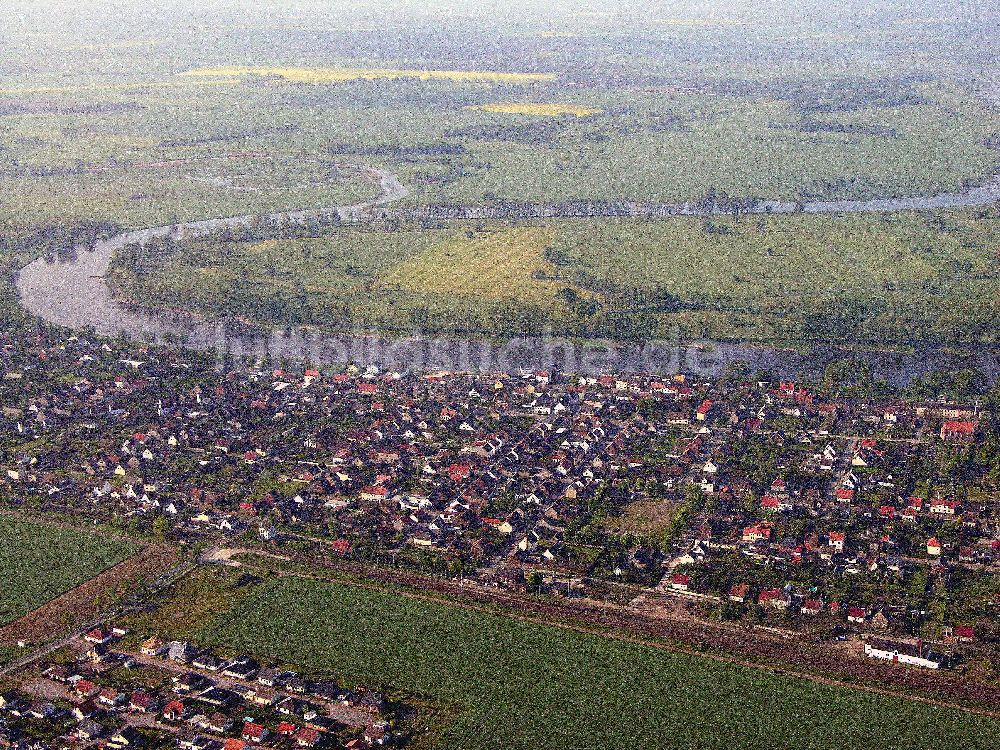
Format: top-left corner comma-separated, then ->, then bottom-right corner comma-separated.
954,625 -> 975,642
84,627 -> 114,646
360,485 -> 389,502
801,599 -> 823,616
742,523 -> 772,543
162,700 -> 186,721
758,588 -> 790,609
447,463 -> 472,482
75,679 -> 98,698
828,531 -> 845,552
729,583 -> 750,603
929,499 -> 959,516
941,420 -> 977,444
129,690 -> 155,713
330,539 -> 352,556
695,400 -> 713,421
242,722 -> 268,743
847,607 -> 868,624
760,495 -> 791,512
927,537 -> 942,556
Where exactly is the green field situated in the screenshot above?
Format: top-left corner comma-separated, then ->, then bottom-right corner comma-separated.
0,516 -> 137,625
110,206 -> 1000,345
3,76 -> 995,224
108,223 -> 586,335
182,575 -> 1000,750
3,3 -> 1000,345
2,7 -> 1000,238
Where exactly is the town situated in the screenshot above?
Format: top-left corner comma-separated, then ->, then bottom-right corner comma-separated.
0,622 -> 395,750
2,325 -> 998,685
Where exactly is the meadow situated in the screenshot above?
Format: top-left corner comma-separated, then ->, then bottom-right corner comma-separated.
0,516 -> 137,626
550,207 -> 1000,344
110,206 -> 1000,345
109,224 -> 586,335
466,102 -> 603,116
2,6 -> 1000,346
189,575 -> 1000,750
181,66 -> 557,85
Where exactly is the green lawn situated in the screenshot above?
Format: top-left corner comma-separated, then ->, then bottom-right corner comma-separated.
197,576 -> 1000,750
0,517 -> 137,625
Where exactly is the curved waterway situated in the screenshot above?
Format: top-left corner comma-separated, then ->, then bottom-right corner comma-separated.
15,168 -> 1000,383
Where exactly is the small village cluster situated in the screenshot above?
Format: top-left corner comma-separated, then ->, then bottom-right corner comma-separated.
0,624 -> 393,750
2,329 -> 998,672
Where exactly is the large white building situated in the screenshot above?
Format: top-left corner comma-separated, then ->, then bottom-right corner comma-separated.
864,637 -> 946,670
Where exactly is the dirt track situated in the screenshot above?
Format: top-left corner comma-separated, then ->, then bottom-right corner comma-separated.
0,543 -> 178,647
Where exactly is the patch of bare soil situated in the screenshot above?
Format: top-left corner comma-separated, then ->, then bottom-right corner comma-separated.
0,544 -> 178,647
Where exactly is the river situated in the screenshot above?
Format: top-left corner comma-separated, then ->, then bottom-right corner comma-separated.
14,166 -> 1000,383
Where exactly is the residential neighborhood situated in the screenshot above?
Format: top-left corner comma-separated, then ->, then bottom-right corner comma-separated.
0,621 -> 396,750
2,328 -> 1000,680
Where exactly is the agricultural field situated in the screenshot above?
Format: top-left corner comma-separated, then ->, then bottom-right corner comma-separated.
108,206 -> 1000,345
181,66 -> 558,85
108,224 -> 589,335
1,2 -> 999,346
467,102 -> 603,117
175,574 -> 1000,750
380,227 -> 564,301
0,516 -> 137,626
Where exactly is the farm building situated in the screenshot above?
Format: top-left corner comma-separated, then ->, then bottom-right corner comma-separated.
863,637 -> 947,669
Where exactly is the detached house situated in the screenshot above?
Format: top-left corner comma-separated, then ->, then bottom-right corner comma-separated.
729,583 -> 750,603
930,499 -> 959,516
941,420 -> 977,444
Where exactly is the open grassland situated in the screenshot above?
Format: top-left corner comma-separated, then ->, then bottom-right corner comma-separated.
116,567 -> 254,646
0,155 -> 377,231
192,575 -> 1000,750
467,102 -> 603,116
549,207 -> 1000,343
604,500 -> 679,535
181,66 -> 557,85
380,227 -> 567,304
110,224 -> 588,335
111,207 -> 1000,345
0,516 -> 137,626
0,78 -> 242,96
0,73 -> 996,232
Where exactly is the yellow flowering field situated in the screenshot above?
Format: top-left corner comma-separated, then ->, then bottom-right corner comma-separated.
380,227 -> 569,305
468,102 -> 602,117
181,66 -> 555,85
